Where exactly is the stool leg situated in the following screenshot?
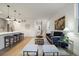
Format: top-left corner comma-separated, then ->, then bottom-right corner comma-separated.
13,38 -> 14,46
15,36 -> 17,43
23,51 -> 25,56
4,39 -> 6,48
43,52 -> 44,56
36,51 -> 38,56
9,39 -> 11,48
57,52 -> 59,56
11,38 -> 14,47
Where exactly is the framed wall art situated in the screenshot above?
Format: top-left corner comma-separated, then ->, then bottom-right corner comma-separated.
55,16 -> 65,30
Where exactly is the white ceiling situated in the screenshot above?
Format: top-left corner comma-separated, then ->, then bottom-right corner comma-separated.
0,3 -> 69,20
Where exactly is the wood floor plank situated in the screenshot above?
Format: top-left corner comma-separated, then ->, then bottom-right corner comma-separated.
0,37 -> 32,56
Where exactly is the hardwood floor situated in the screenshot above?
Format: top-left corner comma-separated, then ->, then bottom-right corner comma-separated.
0,37 -> 75,56
0,37 -> 32,56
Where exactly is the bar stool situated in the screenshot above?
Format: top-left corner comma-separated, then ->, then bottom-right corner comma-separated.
10,36 -> 14,47
19,33 -> 24,41
13,34 -> 19,43
4,36 -> 14,48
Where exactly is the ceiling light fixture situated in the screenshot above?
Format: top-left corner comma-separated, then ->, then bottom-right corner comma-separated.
18,13 -> 22,23
14,10 -> 17,21
18,21 -> 21,23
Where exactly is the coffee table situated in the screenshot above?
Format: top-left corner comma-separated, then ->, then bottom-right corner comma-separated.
43,45 -> 59,56
22,44 -> 38,56
35,38 -> 44,45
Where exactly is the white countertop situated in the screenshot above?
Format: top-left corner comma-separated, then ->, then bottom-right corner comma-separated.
0,31 -> 21,36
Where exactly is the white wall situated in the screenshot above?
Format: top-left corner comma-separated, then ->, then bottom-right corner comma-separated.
13,20 -> 36,37
0,18 -> 7,32
12,19 -> 49,37
51,4 -> 79,55
52,4 -> 75,31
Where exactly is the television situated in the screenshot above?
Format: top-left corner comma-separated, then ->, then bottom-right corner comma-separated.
53,32 -> 64,36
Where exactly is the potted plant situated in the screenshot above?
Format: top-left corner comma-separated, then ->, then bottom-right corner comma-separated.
63,35 -> 69,44
59,35 -> 69,48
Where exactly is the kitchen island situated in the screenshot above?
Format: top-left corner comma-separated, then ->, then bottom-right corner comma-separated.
0,31 -> 24,50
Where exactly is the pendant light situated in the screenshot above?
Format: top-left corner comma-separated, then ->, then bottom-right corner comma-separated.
18,13 -> 21,23
14,10 -> 21,23
6,5 -> 10,20
14,10 -> 17,21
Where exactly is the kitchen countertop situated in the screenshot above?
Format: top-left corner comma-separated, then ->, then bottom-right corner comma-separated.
0,31 -> 21,36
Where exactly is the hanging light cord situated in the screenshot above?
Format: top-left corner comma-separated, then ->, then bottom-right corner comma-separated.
14,10 -> 16,21
7,5 -> 10,18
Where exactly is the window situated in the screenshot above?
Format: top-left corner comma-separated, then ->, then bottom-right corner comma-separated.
77,4 -> 79,32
